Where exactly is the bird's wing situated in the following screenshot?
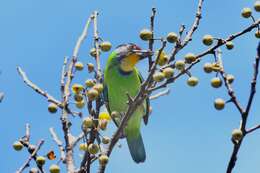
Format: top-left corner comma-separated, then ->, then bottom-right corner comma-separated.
103,83 -> 120,127
138,72 -> 150,125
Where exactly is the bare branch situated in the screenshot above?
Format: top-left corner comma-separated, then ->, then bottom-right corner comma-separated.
49,128 -> 66,162
17,67 -> 63,107
25,123 -> 30,142
149,88 -> 170,100
217,50 -> 245,115
245,48 -> 260,115
225,43 -> 260,173
93,11 -> 102,80
16,140 -> 44,173
61,57 -> 68,94
169,0 -> 204,62
72,132 -> 84,148
246,124 -> 260,134
153,19 -> 260,93
83,11 -> 103,173
73,15 -> 93,58
61,13 -> 93,173
148,7 -> 156,70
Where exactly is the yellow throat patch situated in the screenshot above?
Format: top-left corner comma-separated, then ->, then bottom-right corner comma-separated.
120,54 -> 140,72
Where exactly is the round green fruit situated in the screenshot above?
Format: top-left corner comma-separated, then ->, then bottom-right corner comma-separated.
175,60 -> 185,70
162,67 -> 174,79
87,89 -> 99,101
71,84 -> 84,94
99,155 -> 109,166
83,117 -> 93,128
203,63 -> 213,73
88,143 -> 99,154
79,143 -> 88,151
166,32 -> 178,43
75,61 -> 84,71
202,34 -> 213,46
255,30 -> 260,38
49,164 -> 60,173
211,77 -> 222,88
254,1 -> 260,12
13,141 -> 23,151
111,111 -> 120,118
36,156 -> 46,166
99,119 -> 108,130
102,136 -> 110,144
93,83 -> 104,93
225,41 -> 234,50
156,51 -> 169,66
29,168 -> 39,173
139,29 -> 153,41
184,53 -> 196,64
214,98 -> 225,110
226,74 -> 235,84
241,7 -> 252,18
100,41 -> 112,52
152,72 -> 165,82
232,129 -> 243,141
48,103 -> 58,113
87,63 -> 95,73
187,76 -> 199,87
85,79 -> 95,88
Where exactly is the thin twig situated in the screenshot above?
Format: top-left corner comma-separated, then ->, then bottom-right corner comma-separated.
246,124 -> 260,134
169,0 -> 204,62
149,88 -> 170,100
25,123 -> 30,142
245,48 -> 260,116
73,15 -> 93,58
49,127 -> 66,162
61,57 -> 68,94
62,13 -> 93,173
153,19 -> 260,92
148,8 -> 156,70
85,11 -> 102,173
16,140 -> 44,173
217,50 -> 244,115
17,67 -> 63,107
225,43 -> 260,173
93,11 -> 102,80
72,132 -> 85,148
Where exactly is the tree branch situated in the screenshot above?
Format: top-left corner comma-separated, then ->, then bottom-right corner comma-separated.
49,127 -> 66,162
169,0 -> 204,62
17,67 -> 62,108
149,88 -> 170,100
148,7 -> 156,70
225,43 -> 260,173
61,13 -> 93,173
152,19 -> 260,92
16,140 -> 44,173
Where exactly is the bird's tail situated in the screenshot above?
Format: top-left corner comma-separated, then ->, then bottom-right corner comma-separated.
126,132 -> 146,163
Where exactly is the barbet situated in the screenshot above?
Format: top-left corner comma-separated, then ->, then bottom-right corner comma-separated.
103,43 -> 151,163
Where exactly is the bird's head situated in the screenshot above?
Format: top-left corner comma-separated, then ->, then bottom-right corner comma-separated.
112,43 -> 152,73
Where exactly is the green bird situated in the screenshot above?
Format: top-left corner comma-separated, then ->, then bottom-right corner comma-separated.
103,43 -> 151,163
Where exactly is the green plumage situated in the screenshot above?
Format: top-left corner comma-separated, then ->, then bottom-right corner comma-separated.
104,50 -> 149,163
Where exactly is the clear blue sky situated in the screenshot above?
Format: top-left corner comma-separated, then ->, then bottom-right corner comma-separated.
1,0 -> 260,173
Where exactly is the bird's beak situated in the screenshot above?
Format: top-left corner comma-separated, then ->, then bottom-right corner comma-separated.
132,49 -> 153,60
